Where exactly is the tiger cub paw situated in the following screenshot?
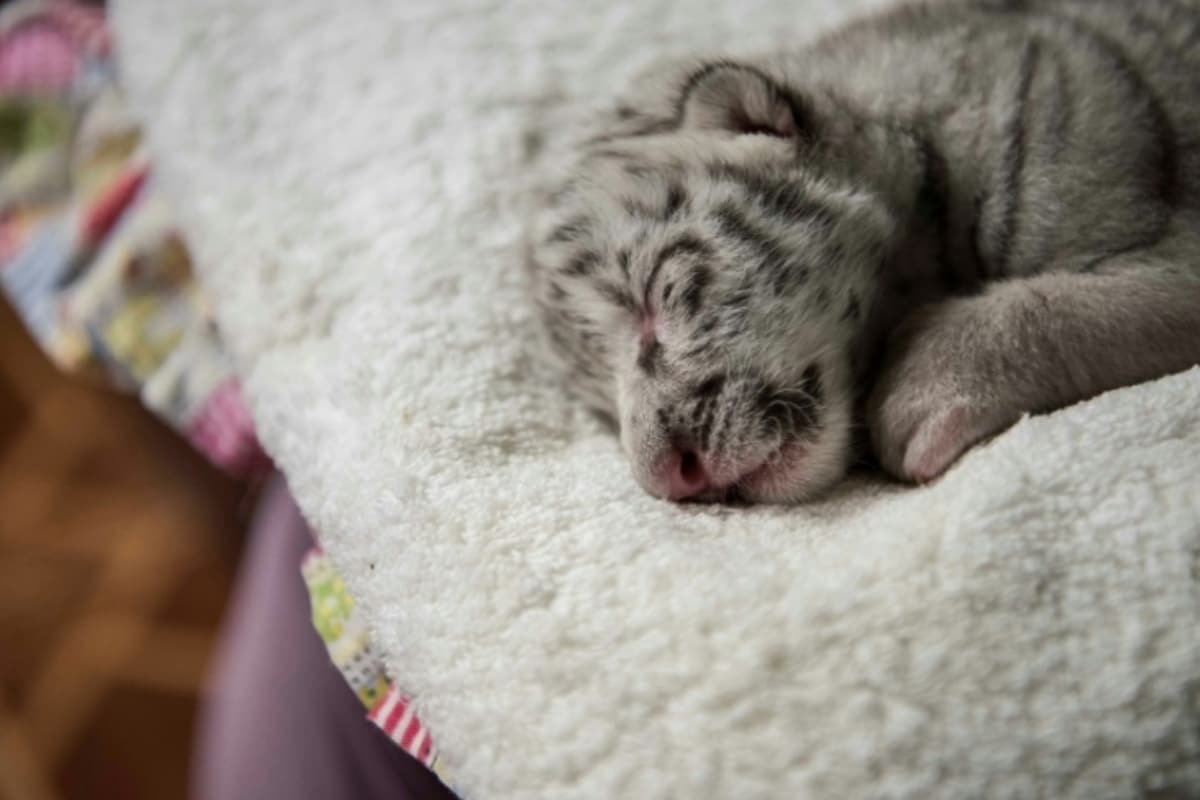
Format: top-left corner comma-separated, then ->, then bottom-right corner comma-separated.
893,403 -> 993,483
866,304 -> 1022,484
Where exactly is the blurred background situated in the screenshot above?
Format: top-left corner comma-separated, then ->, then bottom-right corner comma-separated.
1,299 -> 255,800
0,0 -> 264,797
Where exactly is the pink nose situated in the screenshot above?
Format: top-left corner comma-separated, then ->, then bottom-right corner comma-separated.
662,447 -> 712,500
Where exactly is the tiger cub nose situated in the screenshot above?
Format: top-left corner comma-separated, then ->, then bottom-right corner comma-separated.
661,446 -> 712,500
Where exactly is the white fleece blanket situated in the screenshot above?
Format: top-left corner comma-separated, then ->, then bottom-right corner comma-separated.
113,1 -> 1200,797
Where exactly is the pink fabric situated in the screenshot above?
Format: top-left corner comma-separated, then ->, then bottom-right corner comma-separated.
187,378 -> 272,477
45,0 -> 110,56
0,23 -> 76,92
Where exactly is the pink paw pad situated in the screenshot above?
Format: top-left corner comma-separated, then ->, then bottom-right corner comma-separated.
902,404 -> 976,484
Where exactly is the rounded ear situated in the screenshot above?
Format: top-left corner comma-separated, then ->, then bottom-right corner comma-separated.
679,62 -> 803,138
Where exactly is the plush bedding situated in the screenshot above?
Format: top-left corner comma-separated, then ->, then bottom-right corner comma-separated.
112,0 -> 1200,797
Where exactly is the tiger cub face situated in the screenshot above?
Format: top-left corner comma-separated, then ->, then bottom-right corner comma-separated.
528,62 -> 918,503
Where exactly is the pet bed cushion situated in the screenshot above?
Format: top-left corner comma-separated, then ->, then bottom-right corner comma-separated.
111,1 -> 1200,797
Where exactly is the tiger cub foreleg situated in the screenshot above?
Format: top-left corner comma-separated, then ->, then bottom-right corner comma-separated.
867,248 -> 1200,483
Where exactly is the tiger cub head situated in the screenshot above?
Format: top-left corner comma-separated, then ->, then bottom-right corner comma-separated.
528,60 -> 925,504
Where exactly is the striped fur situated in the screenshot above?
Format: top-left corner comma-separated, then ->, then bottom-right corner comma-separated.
528,0 -> 1200,503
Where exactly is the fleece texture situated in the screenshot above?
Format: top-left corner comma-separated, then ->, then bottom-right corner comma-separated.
111,1 -> 1200,797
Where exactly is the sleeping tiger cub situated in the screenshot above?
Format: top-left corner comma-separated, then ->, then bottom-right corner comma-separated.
526,0 -> 1200,504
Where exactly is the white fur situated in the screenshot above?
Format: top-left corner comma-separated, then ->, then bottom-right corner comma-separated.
112,0 -> 1200,797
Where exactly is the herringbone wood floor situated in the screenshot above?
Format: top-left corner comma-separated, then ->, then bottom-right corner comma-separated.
0,299 -> 255,800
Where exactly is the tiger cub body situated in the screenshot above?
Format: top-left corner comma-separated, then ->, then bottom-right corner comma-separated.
527,0 -> 1200,504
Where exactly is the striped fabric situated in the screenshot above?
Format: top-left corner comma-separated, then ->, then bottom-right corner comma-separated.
368,686 -> 437,768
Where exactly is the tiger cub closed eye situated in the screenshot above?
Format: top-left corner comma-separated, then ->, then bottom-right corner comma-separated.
527,0 -> 1200,505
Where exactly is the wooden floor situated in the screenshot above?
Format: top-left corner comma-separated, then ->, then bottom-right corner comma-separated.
0,299 -> 256,800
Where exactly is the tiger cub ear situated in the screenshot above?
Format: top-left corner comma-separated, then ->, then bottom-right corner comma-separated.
679,62 -> 803,138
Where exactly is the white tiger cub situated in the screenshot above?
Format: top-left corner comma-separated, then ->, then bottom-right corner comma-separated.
527,0 -> 1200,504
